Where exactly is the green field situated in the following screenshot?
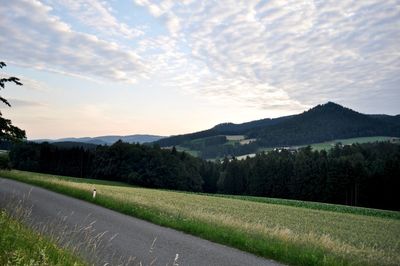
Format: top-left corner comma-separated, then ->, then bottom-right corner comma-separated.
1,170 -> 399,266
179,136 -> 399,160
252,136 -> 399,158
0,208 -> 85,266
226,135 -> 246,141
308,136 -> 398,151
235,153 -> 256,160
175,145 -> 199,157
177,135 -> 255,157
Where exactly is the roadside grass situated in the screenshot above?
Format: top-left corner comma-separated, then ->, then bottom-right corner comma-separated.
0,209 -> 85,266
2,170 -> 400,266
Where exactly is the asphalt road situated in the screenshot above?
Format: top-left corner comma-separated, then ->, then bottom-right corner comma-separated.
0,178 -> 283,266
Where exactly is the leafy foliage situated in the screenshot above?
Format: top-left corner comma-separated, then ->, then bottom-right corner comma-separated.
0,62 -> 26,141
0,116 -> 26,141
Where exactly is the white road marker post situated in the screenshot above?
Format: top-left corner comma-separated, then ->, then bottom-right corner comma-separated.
173,253 -> 179,266
93,188 -> 96,199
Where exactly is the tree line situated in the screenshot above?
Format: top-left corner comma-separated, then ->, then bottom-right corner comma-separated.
6,140 -> 400,210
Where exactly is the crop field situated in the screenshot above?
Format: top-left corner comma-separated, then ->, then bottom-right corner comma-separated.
1,170 -> 400,266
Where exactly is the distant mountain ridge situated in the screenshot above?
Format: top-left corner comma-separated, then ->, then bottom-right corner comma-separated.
32,102 -> 400,158
156,102 -> 400,158
33,134 -> 165,146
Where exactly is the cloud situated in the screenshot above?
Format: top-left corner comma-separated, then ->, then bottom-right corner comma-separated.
164,14 -> 181,36
1,0 -> 399,112
134,0 -> 180,35
54,0 -> 144,40
7,98 -> 45,108
0,0 -> 150,83
18,77 -> 50,92
140,0 -> 399,110
0,72 -> 51,92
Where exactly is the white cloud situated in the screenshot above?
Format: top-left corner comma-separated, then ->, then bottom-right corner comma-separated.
0,0 -> 149,83
0,72 -> 51,92
164,14 -> 181,36
1,0 -> 399,112
145,0 -> 399,110
134,0 -> 180,35
7,98 -> 45,108
54,0 -> 144,40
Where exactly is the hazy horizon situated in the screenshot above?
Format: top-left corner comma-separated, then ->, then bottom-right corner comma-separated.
1,0 -> 399,139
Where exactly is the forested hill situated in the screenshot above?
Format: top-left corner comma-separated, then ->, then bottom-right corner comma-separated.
155,115 -> 294,147
156,102 -> 400,149
253,102 -> 400,147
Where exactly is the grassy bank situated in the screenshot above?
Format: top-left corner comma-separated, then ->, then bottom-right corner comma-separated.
0,209 -> 85,266
1,170 -> 399,266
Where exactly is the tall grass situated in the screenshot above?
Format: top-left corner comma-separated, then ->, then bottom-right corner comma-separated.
0,193 -> 141,265
2,170 -> 400,266
0,209 -> 85,266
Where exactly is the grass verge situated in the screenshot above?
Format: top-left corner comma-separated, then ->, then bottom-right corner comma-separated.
1,170 -> 399,266
0,209 -> 85,266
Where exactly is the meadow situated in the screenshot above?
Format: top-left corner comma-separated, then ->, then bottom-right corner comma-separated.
241,136 -> 398,160
178,135 -> 398,160
1,170 -> 399,266
307,136 -> 398,151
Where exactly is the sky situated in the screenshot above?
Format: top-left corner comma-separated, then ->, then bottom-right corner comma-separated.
0,0 -> 399,139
